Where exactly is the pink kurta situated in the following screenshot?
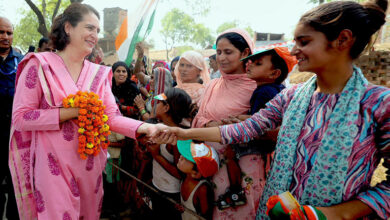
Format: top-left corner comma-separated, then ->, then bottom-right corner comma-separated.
9,52 -> 143,220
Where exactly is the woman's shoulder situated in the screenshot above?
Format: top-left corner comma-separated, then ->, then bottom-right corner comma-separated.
362,84 -> 390,103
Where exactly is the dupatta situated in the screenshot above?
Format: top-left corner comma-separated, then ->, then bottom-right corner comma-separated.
9,52 -> 110,220
192,28 -> 256,128
174,50 -> 211,104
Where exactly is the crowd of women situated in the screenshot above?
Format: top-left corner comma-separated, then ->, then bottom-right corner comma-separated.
7,0 -> 390,219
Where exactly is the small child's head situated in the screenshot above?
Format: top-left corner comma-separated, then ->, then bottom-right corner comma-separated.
292,0 -> 387,72
154,88 -> 192,125
241,47 -> 297,85
177,140 -> 219,179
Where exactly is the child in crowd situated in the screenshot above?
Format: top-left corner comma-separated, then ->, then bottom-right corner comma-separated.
217,47 -> 297,210
147,88 -> 193,219
177,140 -> 218,220
159,0 -> 390,219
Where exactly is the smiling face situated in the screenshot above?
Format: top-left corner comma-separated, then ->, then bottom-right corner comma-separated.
216,38 -> 248,74
113,66 -> 128,85
0,18 -> 13,53
178,58 -> 201,83
291,23 -> 337,74
65,12 -> 100,57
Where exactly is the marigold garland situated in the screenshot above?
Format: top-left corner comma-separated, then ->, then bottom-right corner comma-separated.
63,91 -> 110,159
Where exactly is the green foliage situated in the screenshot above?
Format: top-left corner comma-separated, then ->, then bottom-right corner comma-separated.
160,8 -> 215,59
175,45 -> 194,56
160,8 -> 195,47
245,26 -> 255,38
191,23 -> 214,48
13,11 -> 42,51
13,0 -> 70,51
216,21 -> 239,34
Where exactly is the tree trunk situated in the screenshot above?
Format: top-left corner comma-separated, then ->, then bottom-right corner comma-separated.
52,0 -> 62,22
25,0 -> 49,37
319,0 -> 324,4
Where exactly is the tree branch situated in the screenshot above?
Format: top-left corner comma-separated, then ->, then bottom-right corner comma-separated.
25,0 -> 49,37
42,0 -> 46,19
52,0 -> 62,22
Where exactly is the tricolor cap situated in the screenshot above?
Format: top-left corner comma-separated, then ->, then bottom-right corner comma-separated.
241,47 -> 297,73
177,140 -> 220,178
154,93 -> 167,101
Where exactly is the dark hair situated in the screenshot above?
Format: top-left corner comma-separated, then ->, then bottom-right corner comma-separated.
216,32 -> 252,55
249,50 -> 289,84
28,45 -> 35,53
38,37 -> 49,49
112,61 -> 131,76
171,56 -> 180,67
299,0 -> 388,59
50,3 -> 100,51
164,88 -> 192,125
209,54 -> 216,60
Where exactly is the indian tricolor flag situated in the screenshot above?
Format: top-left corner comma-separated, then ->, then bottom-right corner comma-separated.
115,0 -> 159,65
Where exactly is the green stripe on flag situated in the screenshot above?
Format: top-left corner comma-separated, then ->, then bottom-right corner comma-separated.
125,17 -> 146,65
124,1 -> 158,66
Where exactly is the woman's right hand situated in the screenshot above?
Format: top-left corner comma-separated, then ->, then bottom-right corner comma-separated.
134,94 -> 146,110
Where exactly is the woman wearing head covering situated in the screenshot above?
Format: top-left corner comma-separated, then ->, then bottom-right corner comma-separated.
174,51 -> 210,105
152,60 -> 170,71
192,29 -> 263,219
111,61 -> 140,118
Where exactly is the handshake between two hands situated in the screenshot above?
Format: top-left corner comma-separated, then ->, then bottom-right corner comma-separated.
142,123 -> 182,145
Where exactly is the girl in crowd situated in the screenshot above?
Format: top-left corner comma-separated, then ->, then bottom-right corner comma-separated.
148,88 -> 193,219
193,28 -> 266,219
161,0 -> 390,219
174,51 -> 211,105
9,3 -> 166,219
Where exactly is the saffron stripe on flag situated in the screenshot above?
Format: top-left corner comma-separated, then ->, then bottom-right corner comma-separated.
116,0 -> 159,66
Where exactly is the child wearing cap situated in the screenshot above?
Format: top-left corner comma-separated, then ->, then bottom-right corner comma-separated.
216,47 -> 297,210
148,88 -> 194,219
177,140 -> 218,220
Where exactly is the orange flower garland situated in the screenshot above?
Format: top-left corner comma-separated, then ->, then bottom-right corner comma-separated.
63,91 -> 111,159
